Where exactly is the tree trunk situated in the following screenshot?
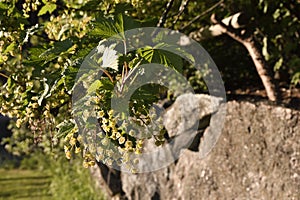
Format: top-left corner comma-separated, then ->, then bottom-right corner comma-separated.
242,37 -> 278,101
191,12 -> 279,102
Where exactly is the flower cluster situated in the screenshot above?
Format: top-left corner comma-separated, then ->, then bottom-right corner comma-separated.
82,106 -> 145,172
22,0 -> 41,18
64,131 -> 82,160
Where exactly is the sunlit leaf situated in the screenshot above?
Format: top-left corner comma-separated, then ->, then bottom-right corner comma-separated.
87,80 -> 102,94
38,3 -> 57,16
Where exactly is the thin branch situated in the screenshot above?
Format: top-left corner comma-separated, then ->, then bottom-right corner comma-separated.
102,69 -> 114,83
0,72 -> 9,79
172,0 -> 191,29
124,61 -> 128,77
180,0 -> 224,31
157,0 -> 175,28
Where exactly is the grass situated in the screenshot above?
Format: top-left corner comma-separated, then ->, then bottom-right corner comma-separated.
0,169 -> 52,200
0,151 -> 105,200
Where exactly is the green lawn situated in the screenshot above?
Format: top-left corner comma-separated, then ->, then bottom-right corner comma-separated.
0,152 -> 105,200
0,169 -> 52,200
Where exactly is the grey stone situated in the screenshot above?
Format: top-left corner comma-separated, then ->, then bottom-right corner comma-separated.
92,98 -> 300,200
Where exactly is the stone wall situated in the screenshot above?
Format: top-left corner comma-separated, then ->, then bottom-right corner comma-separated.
92,100 -> 300,200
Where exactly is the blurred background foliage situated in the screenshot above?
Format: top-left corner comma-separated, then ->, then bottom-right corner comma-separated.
0,0 -> 299,184
0,150 -> 105,199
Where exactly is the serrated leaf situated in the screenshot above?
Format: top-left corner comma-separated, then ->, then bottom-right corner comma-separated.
120,13 -> 141,31
90,13 -> 139,40
23,47 -> 46,67
102,46 -> 119,71
138,45 -> 183,72
38,3 -> 57,16
94,40 -> 120,71
56,120 -> 76,138
90,16 -> 120,39
40,39 -> 73,63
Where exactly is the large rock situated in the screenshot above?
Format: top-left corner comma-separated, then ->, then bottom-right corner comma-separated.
93,98 -> 300,200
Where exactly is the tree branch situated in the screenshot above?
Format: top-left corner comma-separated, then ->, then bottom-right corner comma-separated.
180,0 -> 224,31
210,13 -> 279,102
102,69 -> 114,83
172,0 -> 190,29
157,0 -> 175,28
210,13 -> 245,43
0,72 -> 9,80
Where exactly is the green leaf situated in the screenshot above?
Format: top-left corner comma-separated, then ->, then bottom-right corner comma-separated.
274,57 -> 283,71
291,72 -> 300,85
3,42 -> 16,54
273,9 -> 281,20
87,80 -> 102,94
99,78 -> 114,90
7,4 -> 15,16
6,77 -> 12,88
56,120 -> 76,138
40,39 -> 73,63
262,37 -> 270,61
0,2 -> 9,10
138,45 -> 183,72
63,61 -> 81,93
95,41 -> 119,71
116,13 -> 140,32
90,14 -> 139,40
90,16 -> 120,39
38,3 -> 57,16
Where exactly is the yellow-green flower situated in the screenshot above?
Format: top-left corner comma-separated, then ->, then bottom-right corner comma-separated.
102,118 -> 108,124
135,149 -> 142,155
116,132 -> 122,139
83,161 -> 89,168
109,120 -> 116,127
110,132 -> 117,140
75,147 -> 81,154
98,110 -> 105,118
108,109 -> 114,117
101,124 -> 110,132
64,145 -> 70,153
125,140 -> 133,149
101,137 -> 109,146
118,136 -> 126,144
136,140 -> 143,148
65,151 -> 71,159
106,158 -> 113,166
129,129 -> 135,136
69,137 -> 77,146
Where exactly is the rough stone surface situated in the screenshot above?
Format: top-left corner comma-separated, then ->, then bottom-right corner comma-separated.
93,100 -> 300,200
